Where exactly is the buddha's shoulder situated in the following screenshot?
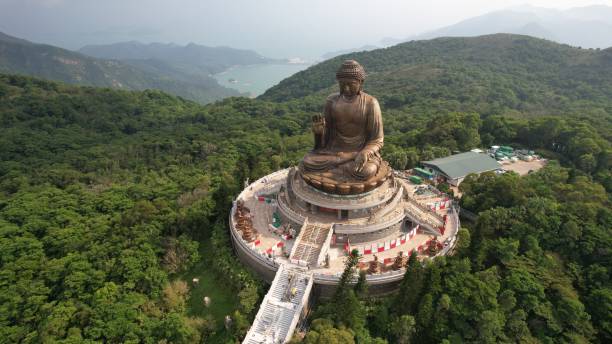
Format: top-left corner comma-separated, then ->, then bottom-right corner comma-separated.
361,92 -> 380,107
360,92 -> 378,102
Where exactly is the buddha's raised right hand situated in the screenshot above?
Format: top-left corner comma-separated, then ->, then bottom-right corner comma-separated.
312,114 -> 325,135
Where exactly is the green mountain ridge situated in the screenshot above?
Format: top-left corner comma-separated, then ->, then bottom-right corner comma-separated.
79,41 -> 280,75
0,32 -> 241,104
261,34 -> 612,117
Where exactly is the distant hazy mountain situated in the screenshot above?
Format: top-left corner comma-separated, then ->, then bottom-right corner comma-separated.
0,32 -> 240,103
79,41 -> 280,75
384,5 -> 612,49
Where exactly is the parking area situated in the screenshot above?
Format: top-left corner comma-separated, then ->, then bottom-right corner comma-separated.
501,159 -> 547,176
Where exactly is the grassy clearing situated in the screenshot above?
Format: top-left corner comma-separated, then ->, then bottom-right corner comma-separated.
177,240 -> 239,341
180,242 -> 238,324
181,259 -> 238,321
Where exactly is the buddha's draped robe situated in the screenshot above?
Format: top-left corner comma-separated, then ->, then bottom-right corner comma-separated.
302,91 -> 383,179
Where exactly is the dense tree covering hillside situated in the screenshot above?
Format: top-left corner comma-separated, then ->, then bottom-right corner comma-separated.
0,76 -> 285,342
0,34 -> 610,343
0,32 -> 240,104
339,163 -> 610,343
298,170 -> 609,343
262,34 -> 612,120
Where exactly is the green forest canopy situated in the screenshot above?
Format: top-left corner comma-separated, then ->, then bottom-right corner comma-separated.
0,33 -> 610,343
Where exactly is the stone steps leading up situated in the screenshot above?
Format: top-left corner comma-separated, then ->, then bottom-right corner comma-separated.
290,221 -> 332,267
243,265 -> 314,344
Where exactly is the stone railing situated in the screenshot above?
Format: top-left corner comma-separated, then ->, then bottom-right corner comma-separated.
435,205 -> 460,257
334,207 -> 405,234
284,268 -> 314,343
277,192 -> 306,224
289,218 -> 310,263
286,167 -> 297,205
253,168 -> 290,197
312,268 -> 405,285
404,201 -> 442,234
406,197 -> 444,222
370,185 -> 404,220
316,224 -> 334,267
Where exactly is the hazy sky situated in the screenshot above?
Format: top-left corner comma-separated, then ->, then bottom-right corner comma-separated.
1,0 -> 612,59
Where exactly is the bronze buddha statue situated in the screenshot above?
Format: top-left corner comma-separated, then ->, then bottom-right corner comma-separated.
299,60 -> 390,195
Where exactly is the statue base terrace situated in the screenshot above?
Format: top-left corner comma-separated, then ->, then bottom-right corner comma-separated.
228,167 -> 460,297
299,161 -> 392,195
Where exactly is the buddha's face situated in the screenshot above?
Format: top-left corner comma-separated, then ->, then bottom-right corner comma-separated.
338,79 -> 362,97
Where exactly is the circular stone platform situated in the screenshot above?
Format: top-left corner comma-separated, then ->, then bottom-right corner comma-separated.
229,167 -> 460,295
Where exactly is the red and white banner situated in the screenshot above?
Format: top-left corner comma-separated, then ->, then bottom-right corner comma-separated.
343,238 -> 353,255
390,239 -> 397,249
428,200 -> 451,211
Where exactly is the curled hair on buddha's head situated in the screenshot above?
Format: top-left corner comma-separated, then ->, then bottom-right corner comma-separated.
336,60 -> 366,81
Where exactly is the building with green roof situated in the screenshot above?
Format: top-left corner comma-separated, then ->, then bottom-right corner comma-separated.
421,151 -> 501,186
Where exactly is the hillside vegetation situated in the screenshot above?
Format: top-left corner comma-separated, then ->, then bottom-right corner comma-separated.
262,34 -> 612,120
0,34 -> 610,343
0,32 -> 240,104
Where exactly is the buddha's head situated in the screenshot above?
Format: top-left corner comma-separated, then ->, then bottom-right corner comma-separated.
336,60 -> 365,97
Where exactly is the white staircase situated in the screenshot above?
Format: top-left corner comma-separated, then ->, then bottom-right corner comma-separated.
243,265 -> 314,344
289,219 -> 333,268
